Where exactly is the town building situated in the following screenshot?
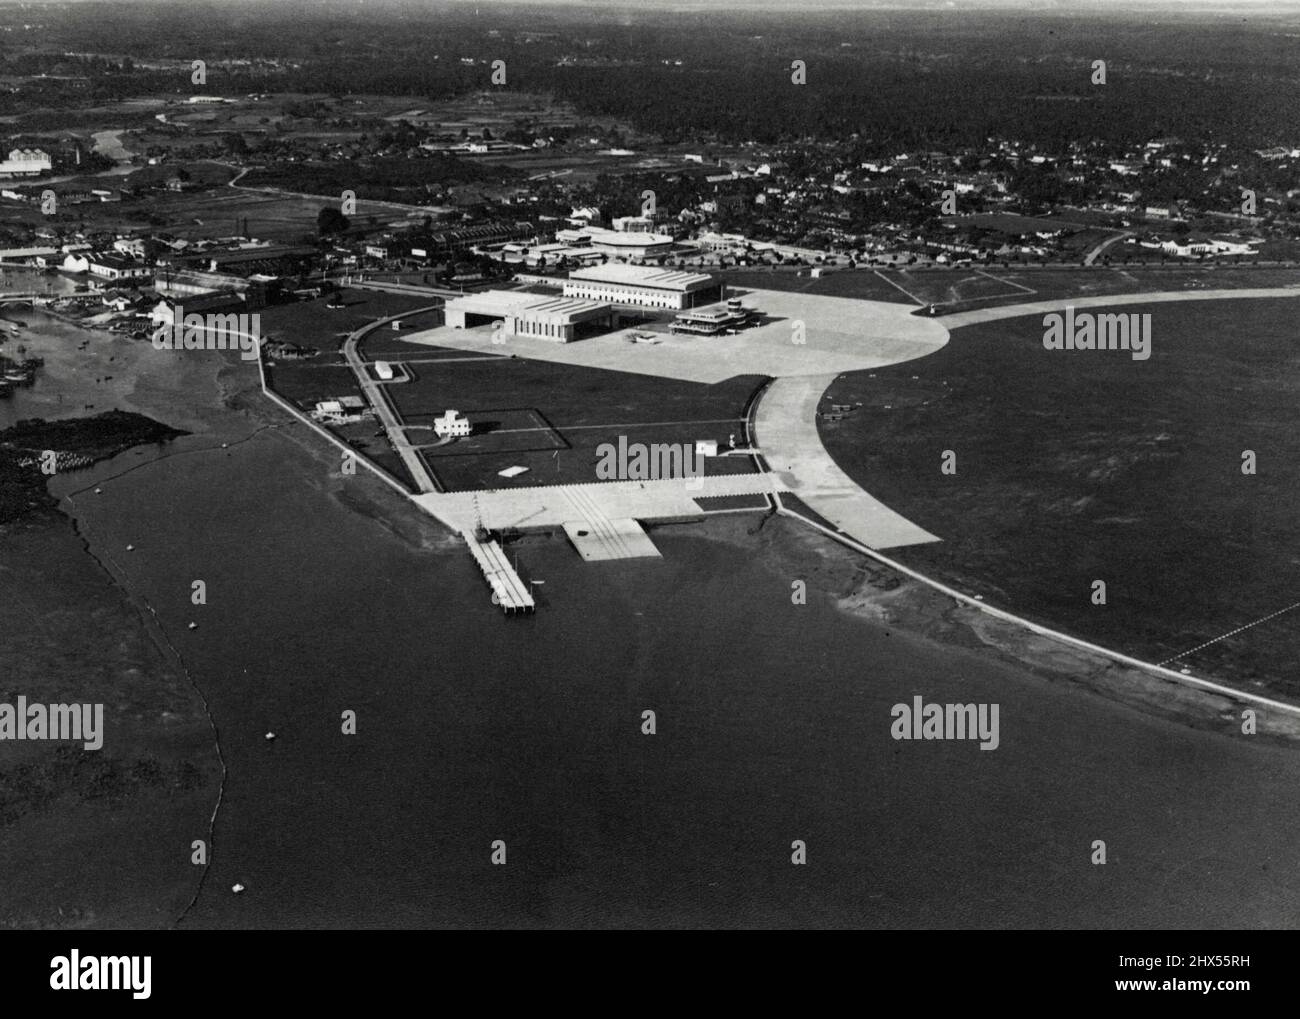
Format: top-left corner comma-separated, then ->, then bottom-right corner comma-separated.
113,237 -> 157,260
556,226 -> 675,261
149,291 -> 248,329
310,396 -> 368,424
163,244 -> 317,278
414,222 -> 536,259
611,215 -> 655,232
87,252 -> 154,283
0,148 -> 51,177
153,267 -> 280,308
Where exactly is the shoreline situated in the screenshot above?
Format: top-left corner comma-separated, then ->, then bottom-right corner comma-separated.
667,509 -> 1300,743
10,314 -> 1300,928
25,300 -> 1300,747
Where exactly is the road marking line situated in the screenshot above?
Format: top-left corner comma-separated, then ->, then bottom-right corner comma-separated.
873,269 -> 927,305
974,267 -> 1036,295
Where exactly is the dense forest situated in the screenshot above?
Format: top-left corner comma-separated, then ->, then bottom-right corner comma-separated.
3,2 -> 1300,151
240,154 -> 511,202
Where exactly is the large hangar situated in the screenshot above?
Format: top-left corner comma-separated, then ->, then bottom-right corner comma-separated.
443,290 -> 615,342
562,264 -> 723,310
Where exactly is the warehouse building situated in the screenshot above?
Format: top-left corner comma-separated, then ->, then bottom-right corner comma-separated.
562,264 -> 723,310
442,290 -> 615,342
0,148 -> 51,178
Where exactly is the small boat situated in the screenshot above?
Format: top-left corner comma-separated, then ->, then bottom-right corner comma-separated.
187,622 -> 198,631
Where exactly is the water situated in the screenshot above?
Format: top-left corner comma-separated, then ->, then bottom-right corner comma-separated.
12,295 -> 1297,928
48,426 -> 1300,928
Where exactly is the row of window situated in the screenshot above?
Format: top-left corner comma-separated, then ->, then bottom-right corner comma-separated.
563,285 -> 683,309
514,318 -> 569,339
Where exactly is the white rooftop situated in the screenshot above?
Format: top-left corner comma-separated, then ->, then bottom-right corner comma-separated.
444,289 -> 611,324
584,227 -> 674,248
567,263 -> 715,291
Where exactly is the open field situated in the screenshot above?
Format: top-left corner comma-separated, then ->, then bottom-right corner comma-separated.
936,265 -> 1300,311
258,290 -> 441,354
721,264 -> 1300,313
874,268 -> 1032,307
382,351 -> 764,491
719,268 -> 916,303
145,185 -> 422,243
2,164 -> 425,243
817,296 -> 1300,698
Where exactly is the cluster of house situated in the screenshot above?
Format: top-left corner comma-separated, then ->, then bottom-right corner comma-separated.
7,233 -> 325,331
47,246 -> 154,282
1138,236 -> 1258,258
534,135 -> 1295,262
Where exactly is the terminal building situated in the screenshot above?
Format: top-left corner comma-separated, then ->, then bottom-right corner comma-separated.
555,227 -> 675,261
562,264 -> 723,310
442,289 -> 615,342
670,297 -> 751,335
434,409 -> 472,438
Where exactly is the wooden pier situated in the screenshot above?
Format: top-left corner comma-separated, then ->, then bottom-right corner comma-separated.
463,534 -> 535,614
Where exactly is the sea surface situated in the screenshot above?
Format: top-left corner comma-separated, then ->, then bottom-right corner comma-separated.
44,422 -> 1300,928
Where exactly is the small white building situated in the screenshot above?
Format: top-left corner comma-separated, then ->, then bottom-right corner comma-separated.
374,361 -> 394,381
612,215 -> 654,233
87,252 -> 151,282
0,148 -> 51,177
310,395 -> 368,424
434,409 -> 471,438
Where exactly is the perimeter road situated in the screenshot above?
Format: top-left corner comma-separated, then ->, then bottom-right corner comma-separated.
340,306 -> 443,493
